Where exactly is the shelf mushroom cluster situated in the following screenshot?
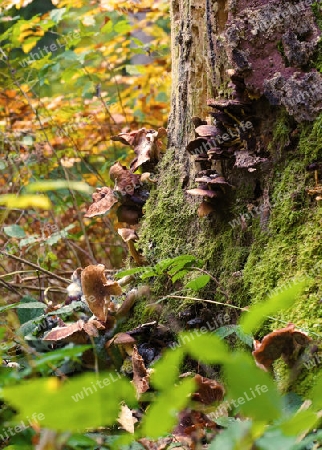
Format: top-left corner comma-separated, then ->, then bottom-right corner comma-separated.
186,74 -> 271,216
187,170 -> 234,218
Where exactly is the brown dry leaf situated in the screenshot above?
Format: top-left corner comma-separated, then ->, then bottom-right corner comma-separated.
118,404 -> 138,434
43,320 -> 84,341
81,264 -> 122,321
252,323 -> 311,370
84,186 -> 118,218
109,162 -> 141,195
132,345 -> 150,396
43,319 -> 105,343
192,374 -> 225,405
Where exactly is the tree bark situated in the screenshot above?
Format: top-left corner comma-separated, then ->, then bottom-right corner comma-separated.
139,0 -> 322,394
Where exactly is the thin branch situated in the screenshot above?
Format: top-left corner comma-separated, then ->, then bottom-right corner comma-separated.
192,266 -> 230,302
0,278 -> 22,296
0,250 -> 70,284
159,294 -> 246,311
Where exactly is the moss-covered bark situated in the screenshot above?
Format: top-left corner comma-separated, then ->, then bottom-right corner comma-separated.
135,0 -> 322,395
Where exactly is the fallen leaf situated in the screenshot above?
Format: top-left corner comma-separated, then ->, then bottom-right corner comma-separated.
118,404 -> 138,433
132,345 -> 150,396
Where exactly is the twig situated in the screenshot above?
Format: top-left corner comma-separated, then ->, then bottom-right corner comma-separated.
61,167 -> 96,264
0,282 -> 66,293
0,250 -> 70,284
159,294 -> 246,311
0,278 -> 22,296
192,267 -> 230,302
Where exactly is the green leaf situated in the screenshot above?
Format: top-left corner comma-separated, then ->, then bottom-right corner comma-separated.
234,326 -> 253,348
141,378 -> 195,438
185,274 -> 210,291
47,301 -> 84,317
115,267 -> 153,279
171,269 -> 189,283
26,181 -> 93,194
208,420 -> 253,450
101,21 -> 113,34
213,416 -> 239,428
310,372 -> 322,410
291,430 -> 322,449
3,373 -> 136,432
0,303 -> 18,314
65,433 -> 97,448
223,352 -> 282,422
114,20 -> 131,34
240,279 -> 307,334
47,224 -> 75,246
255,428 -> 298,450
280,409 -> 319,436
49,8 -> 67,23
0,194 -> 51,210
16,298 -> 46,325
150,347 -> 184,390
281,392 -> 304,416
214,325 -> 237,339
30,345 -> 91,369
3,225 -> 26,238
19,234 -> 40,248
181,331 -> 230,364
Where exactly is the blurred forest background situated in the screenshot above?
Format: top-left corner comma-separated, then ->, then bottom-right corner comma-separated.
0,0 -> 170,297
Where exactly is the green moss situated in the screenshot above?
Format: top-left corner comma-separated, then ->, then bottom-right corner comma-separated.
118,288 -> 156,332
242,114 -> 322,394
128,113 -> 322,397
139,147 -> 196,263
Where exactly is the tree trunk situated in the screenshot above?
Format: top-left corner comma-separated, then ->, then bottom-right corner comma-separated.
138,0 -> 322,395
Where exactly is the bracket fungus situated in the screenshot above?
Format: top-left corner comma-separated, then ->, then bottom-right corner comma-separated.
252,323 -> 311,371
84,187 -> 118,218
109,162 -> 141,196
111,127 -> 167,172
81,264 -> 122,321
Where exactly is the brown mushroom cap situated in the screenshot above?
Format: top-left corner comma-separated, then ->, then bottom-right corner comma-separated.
186,138 -> 208,155
196,176 -> 233,188
81,264 -> 122,321
107,332 -> 137,357
192,374 -> 225,404
195,125 -> 223,137
192,116 -> 207,128
113,332 -> 136,346
118,228 -> 138,242
207,98 -> 251,111
252,323 -> 311,370
186,188 -> 220,198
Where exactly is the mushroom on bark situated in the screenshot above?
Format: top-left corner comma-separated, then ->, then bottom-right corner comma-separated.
118,228 -> 146,266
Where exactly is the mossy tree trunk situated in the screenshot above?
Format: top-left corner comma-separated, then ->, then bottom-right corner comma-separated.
139,0 -> 322,395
